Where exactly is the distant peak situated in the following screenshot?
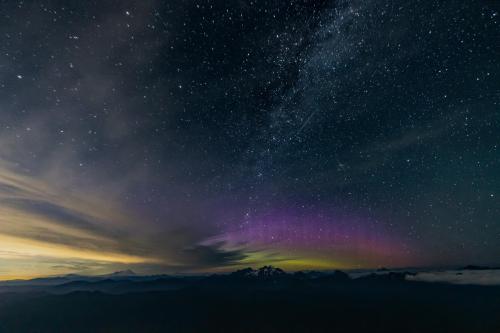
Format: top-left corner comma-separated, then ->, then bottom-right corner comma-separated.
257,266 -> 286,277
108,270 -> 137,276
230,266 -> 286,279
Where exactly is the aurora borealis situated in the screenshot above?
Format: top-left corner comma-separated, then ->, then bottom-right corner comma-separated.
0,0 -> 498,280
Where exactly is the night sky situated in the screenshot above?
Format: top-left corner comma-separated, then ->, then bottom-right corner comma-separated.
0,0 -> 498,279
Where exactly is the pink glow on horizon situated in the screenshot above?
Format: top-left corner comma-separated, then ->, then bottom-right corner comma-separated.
214,208 -> 417,268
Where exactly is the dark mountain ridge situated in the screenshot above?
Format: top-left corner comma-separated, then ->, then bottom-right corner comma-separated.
0,266 -> 421,294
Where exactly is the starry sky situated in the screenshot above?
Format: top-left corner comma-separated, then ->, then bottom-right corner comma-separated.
0,0 -> 498,279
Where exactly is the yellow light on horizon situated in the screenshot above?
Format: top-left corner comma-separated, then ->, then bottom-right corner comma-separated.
0,233 -> 158,265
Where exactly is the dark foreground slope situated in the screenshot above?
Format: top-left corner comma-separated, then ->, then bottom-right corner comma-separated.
0,269 -> 499,333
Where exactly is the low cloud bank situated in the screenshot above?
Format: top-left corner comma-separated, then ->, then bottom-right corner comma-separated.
407,269 -> 500,286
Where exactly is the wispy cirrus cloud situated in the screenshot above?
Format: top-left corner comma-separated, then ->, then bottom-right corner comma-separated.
0,160 -> 252,279
0,162 -> 162,278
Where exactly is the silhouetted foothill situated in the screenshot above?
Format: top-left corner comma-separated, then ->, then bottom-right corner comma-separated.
462,265 -> 494,270
231,267 -> 256,278
356,272 -> 409,282
316,270 -> 351,283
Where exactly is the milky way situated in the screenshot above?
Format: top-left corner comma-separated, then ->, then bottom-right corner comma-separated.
0,0 -> 498,278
